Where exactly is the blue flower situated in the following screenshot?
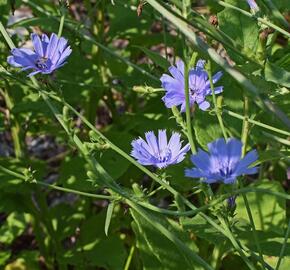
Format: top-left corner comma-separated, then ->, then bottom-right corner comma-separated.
131,130 -> 190,168
185,138 -> 258,184
160,60 -> 223,112
247,0 -> 259,12
7,33 -> 72,76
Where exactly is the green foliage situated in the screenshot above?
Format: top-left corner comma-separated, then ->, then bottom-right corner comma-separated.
0,0 -> 289,269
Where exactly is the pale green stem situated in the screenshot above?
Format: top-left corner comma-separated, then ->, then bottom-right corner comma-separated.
217,216 -> 256,270
275,219 -> 290,270
0,88 -> 22,158
2,162 -> 289,218
241,96 -> 250,156
216,1 -> 290,39
171,106 -> 188,136
123,245 -> 135,270
224,110 -> 290,137
184,63 -> 197,154
262,132 -> 290,146
207,62 -> 228,140
57,14 -> 65,37
261,0 -> 289,29
38,182 -> 115,200
240,96 -> 266,269
0,23 -> 22,158
0,21 -> 15,49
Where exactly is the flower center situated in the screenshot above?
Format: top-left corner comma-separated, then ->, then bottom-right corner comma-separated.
219,167 -> 233,177
35,57 -> 49,70
157,148 -> 172,163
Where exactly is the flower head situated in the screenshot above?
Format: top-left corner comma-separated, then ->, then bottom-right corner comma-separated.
185,138 -> 258,184
7,33 -> 72,76
131,130 -> 190,169
246,0 -> 259,12
160,60 -> 223,112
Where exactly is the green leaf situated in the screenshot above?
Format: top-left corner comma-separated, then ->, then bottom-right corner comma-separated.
0,213 -> 28,245
193,110 -> 223,149
130,204 -> 209,270
0,251 -> 11,266
217,0 -> 259,63
235,179 -> 286,234
105,201 -> 114,236
63,213 -> 126,269
134,45 -> 170,70
264,61 -> 290,88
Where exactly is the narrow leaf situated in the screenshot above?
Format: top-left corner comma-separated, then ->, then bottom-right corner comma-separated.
105,201 -> 114,236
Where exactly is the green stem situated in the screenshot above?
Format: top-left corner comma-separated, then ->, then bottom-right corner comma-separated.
57,14 -> 65,37
275,219 -> 290,270
262,132 -> 290,146
261,0 -> 289,29
0,21 -> 15,49
241,96 -> 250,156
37,181 -> 115,200
43,91 -> 262,268
217,215 -> 256,270
0,88 -> 22,158
240,96 -> 265,269
123,245 -> 135,270
184,63 -> 197,154
0,165 -> 25,179
241,188 -> 266,269
0,24 -> 22,158
207,61 -> 228,140
171,106 -> 188,136
216,1 -> 290,39
224,109 -> 290,137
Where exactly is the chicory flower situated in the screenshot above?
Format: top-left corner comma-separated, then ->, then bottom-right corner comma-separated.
131,130 -> 190,169
160,59 -> 223,112
7,33 -> 72,76
185,138 -> 258,184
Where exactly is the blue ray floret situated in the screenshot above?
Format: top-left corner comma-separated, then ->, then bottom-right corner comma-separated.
131,130 -> 190,169
7,33 -> 72,77
160,59 -> 223,112
185,138 -> 258,184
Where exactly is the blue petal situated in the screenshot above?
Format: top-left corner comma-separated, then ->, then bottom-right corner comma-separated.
169,61 -> 184,82
226,138 -> 242,168
207,138 -> 227,158
162,91 -> 184,108
223,176 -> 237,184
55,46 -> 72,67
145,131 -> 159,156
234,150 -> 258,175
158,130 -> 167,151
212,71 -> 223,83
198,100 -> 210,111
46,33 -> 59,60
167,132 -> 181,156
185,168 -> 205,178
176,60 -> 185,75
190,149 -> 211,171
31,33 -> 44,57
196,59 -> 206,70
174,143 -> 190,163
